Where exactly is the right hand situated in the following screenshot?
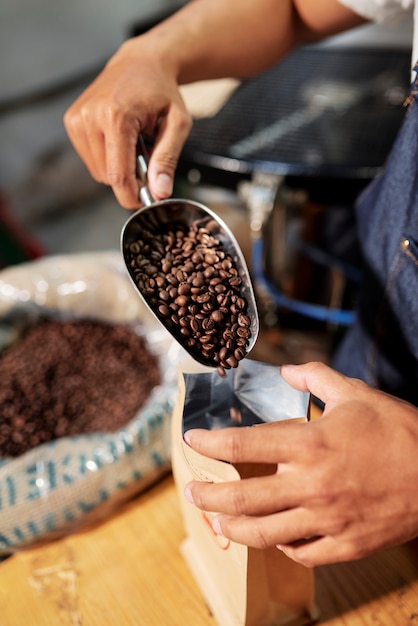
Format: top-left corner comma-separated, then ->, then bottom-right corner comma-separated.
183,362 -> 418,567
63,37 -> 192,209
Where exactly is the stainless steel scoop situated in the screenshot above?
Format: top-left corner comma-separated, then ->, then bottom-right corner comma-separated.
121,152 -> 259,368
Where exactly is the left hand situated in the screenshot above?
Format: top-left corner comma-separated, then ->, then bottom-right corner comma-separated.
183,362 -> 418,567
64,36 -> 192,209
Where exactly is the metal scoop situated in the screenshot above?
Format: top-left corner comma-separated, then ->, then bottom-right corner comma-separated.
121,153 -> 259,368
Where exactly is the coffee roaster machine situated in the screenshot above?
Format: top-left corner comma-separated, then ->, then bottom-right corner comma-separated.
178,44 -> 412,334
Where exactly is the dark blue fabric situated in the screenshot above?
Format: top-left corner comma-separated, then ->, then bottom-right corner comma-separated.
333,63 -> 418,406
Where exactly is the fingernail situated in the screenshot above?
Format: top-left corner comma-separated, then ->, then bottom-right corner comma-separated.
155,173 -> 172,197
212,517 -> 223,536
183,431 -> 191,446
184,484 -> 194,504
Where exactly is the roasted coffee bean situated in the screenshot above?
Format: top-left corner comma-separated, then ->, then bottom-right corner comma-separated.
0,318 -> 161,458
219,346 -> 228,361
175,295 -> 188,307
238,313 -> 251,327
158,304 -> 170,317
159,290 -> 170,301
124,218 -> 253,373
178,283 -> 191,296
201,318 -> 215,331
226,355 -> 238,368
234,347 -> 246,361
210,310 -> 224,323
217,365 -> 226,377
188,319 -> 198,333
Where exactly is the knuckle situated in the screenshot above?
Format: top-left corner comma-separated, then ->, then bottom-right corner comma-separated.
343,535 -> 369,561
155,151 -> 179,174
293,549 -> 316,568
99,102 -> 136,135
80,102 -> 97,126
305,425 -> 325,451
177,111 -> 193,135
190,485 -> 206,510
63,107 -> 82,136
351,543 -> 369,561
250,522 -> 271,550
305,361 -> 324,376
169,104 -> 193,133
347,376 -> 370,395
310,475 -> 335,506
295,426 -> 326,464
106,164 -> 136,191
224,430 -> 245,463
229,483 -> 249,516
106,168 -> 125,188
324,514 -> 349,536
103,105 -> 122,129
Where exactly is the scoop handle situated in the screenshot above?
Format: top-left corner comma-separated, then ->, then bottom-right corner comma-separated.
136,136 -> 155,207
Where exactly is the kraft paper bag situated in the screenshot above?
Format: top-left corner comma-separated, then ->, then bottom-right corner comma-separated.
171,360 -> 318,626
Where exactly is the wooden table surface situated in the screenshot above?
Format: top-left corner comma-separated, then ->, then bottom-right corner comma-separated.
1,468 -> 418,626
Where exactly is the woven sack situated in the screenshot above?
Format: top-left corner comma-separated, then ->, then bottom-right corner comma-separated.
0,251 -> 179,554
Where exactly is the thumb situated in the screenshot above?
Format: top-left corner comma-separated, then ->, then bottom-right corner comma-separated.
147,107 -> 192,200
280,362 -> 349,406
147,152 -> 175,200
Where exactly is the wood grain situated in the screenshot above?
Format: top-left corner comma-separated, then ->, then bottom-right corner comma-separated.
0,403 -> 417,625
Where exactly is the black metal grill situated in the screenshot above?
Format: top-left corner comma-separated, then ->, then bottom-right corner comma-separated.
180,46 -> 412,184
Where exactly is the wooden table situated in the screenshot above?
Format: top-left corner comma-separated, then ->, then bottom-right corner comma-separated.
0,468 -> 418,626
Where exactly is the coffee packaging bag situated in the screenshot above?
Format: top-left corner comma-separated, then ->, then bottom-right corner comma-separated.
172,361 -> 318,626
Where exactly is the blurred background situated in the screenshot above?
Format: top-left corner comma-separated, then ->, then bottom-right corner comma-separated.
0,0 -> 414,366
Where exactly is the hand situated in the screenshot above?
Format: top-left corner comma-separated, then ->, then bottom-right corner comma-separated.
64,37 -> 192,209
183,362 -> 418,567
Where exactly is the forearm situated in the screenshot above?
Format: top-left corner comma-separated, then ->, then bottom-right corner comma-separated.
132,0 -> 367,83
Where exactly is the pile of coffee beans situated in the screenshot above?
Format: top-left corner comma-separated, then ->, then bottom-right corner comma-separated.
124,217 -> 252,377
0,318 -> 161,457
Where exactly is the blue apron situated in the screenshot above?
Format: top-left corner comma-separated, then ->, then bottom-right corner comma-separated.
332,63 -> 418,406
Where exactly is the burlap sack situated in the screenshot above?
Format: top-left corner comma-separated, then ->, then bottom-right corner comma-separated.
0,251 -> 180,554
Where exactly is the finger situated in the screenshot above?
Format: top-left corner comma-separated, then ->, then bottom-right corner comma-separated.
104,120 -> 142,209
184,420 -> 308,465
81,128 -> 107,183
64,105 -> 103,182
280,362 -> 351,405
65,98 -> 124,194
278,535 -> 350,567
210,507 -> 322,552
185,471 -> 307,517
147,104 -> 192,200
